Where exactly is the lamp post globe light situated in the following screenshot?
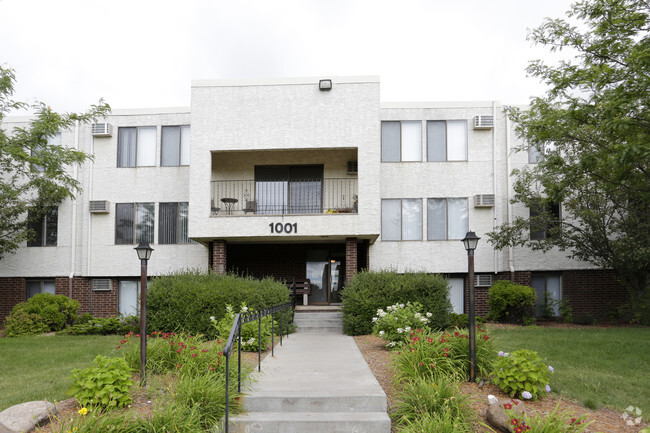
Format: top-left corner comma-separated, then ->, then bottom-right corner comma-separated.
134,241 -> 153,385
461,231 -> 480,382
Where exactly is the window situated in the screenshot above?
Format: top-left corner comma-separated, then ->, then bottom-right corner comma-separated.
117,126 -> 156,167
115,203 -> 154,244
27,207 -> 58,247
381,121 -> 421,162
530,202 -> 560,240
427,120 -> 467,161
161,125 -> 190,166
427,198 -> 468,240
255,165 -> 323,214
528,143 -> 543,164
381,199 -> 422,240
448,278 -> 465,314
27,280 -> 56,299
531,273 -> 561,317
119,280 -> 140,316
32,132 -> 61,172
158,202 -> 190,244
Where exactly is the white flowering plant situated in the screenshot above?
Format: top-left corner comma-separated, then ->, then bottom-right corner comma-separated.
211,303 -> 273,351
372,302 -> 432,347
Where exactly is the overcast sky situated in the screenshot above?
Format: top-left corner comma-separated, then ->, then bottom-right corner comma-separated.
1,0 -> 573,113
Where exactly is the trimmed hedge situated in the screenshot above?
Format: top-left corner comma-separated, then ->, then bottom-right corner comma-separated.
487,280 -> 537,325
341,271 -> 452,335
146,271 -> 290,337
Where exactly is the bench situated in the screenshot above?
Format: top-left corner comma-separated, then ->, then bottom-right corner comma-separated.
284,278 -> 311,306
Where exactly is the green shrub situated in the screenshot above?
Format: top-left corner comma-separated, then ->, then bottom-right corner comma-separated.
67,355 -> 134,409
341,271 -> 452,335
392,327 -> 496,383
146,270 -> 290,336
492,349 -> 552,400
4,293 -> 79,336
212,304 -> 274,351
59,315 -> 139,335
372,302 -> 432,347
448,313 -> 486,329
487,281 -> 536,325
4,310 -> 49,337
502,402 -> 592,432
398,411 -> 473,433
392,376 -> 474,428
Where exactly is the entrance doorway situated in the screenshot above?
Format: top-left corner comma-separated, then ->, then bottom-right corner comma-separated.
306,249 -> 345,304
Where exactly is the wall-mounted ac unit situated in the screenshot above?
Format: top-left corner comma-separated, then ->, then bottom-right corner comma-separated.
89,200 -> 110,213
91,123 -> 112,137
475,275 -> 493,287
474,194 -> 495,208
347,161 -> 358,174
92,279 -> 112,291
474,115 -> 494,129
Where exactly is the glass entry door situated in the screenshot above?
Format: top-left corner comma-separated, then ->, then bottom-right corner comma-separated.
306,249 -> 345,304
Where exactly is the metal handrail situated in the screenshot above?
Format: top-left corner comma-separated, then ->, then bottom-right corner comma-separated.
222,301 -> 294,432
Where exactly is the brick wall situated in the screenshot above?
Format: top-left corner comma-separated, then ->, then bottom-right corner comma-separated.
345,237 -> 358,285
0,278 -> 26,320
212,240 -> 227,274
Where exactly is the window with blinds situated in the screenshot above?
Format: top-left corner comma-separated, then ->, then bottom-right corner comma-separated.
158,202 -> 190,244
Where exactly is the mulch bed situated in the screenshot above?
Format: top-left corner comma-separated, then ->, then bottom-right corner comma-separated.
353,334 -> 647,433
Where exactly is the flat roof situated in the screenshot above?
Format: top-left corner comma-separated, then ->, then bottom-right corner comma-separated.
192,75 -> 380,88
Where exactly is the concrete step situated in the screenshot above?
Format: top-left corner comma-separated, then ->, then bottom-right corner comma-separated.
294,312 -> 343,320
243,392 -> 387,413
228,411 -> 391,433
295,325 -> 343,334
293,318 -> 343,327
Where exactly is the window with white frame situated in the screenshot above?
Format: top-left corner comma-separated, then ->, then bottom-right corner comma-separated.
27,280 -> 56,299
161,125 -> 190,166
117,126 -> 156,167
381,199 -> 422,240
119,280 -> 140,316
158,202 -> 190,244
32,132 -> 61,172
115,203 -> 154,244
27,207 -> 58,247
381,121 -> 422,162
427,198 -> 468,240
531,273 -> 561,317
427,120 -> 468,161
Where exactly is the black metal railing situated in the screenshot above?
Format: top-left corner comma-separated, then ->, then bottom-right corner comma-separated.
222,301 -> 294,432
210,178 -> 358,215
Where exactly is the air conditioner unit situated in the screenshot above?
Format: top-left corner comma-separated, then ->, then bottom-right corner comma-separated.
92,279 -> 112,291
474,194 -> 495,208
474,115 -> 494,129
91,123 -> 112,137
347,161 -> 358,174
89,200 -> 110,213
475,275 -> 493,287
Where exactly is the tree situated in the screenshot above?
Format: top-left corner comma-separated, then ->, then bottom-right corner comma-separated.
0,66 -> 110,259
488,0 -> 650,321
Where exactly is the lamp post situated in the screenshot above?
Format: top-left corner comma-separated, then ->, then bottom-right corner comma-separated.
461,231 -> 480,382
134,241 -> 153,386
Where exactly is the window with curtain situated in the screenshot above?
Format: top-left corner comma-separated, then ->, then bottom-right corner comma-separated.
161,125 -> 190,166
381,121 -> 421,162
427,198 -> 468,240
158,202 -> 190,244
119,280 -> 140,316
27,207 -> 58,247
531,273 -> 562,317
27,280 -> 56,299
427,120 -> 468,161
381,199 -> 422,240
32,132 -> 61,172
115,203 -> 154,244
117,126 -> 156,167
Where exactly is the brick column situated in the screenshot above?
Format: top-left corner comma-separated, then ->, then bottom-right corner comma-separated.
212,240 -> 227,274
364,239 -> 370,270
345,237 -> 358,285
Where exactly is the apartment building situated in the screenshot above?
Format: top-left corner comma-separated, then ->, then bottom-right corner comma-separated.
0,76 -> 628,321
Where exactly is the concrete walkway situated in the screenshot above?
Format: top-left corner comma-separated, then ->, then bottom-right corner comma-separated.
229,333 -> 391,432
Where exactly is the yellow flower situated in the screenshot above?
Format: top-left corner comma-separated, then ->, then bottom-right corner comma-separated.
78,407 -> 88,415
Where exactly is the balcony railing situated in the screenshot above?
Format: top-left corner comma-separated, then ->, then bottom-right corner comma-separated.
210,178 -> 358,215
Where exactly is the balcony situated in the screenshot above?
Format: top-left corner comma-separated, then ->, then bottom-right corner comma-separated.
210,178 -> 358,216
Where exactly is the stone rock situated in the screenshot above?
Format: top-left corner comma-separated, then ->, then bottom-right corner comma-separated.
487,394 -> 499,405
0,401 -> 58,433
486,399 -> 527,433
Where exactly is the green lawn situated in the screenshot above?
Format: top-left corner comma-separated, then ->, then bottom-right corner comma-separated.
489,325 -> 650,416
0,334 -> 120,411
